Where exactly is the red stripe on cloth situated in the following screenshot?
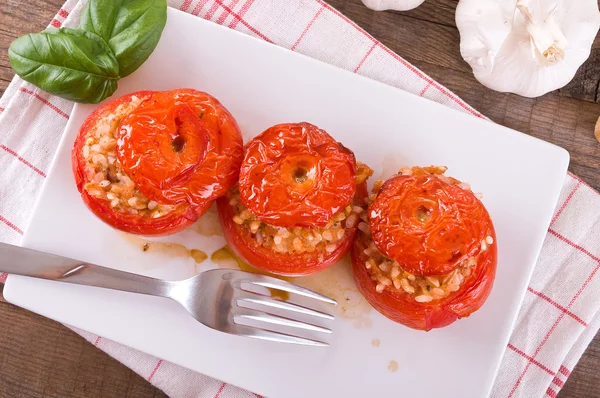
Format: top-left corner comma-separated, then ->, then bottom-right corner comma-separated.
291,6 -> 325,51
50,19 -> 61,28
0,273 -> 7,284
191,0 -> 210,16
0,215 -> 23,235
507,344 -> 555,376
509,236 -> 600,397
228,0 -> 255,29
353,42 -> 377,73
213,382 -> 227,398
419,82 -> 432,96
204,1 -> 221,20
212,0 -> 272,42
315,0 -> 370,39
510,318 -> 576,396
1,145 -> 47,177
527,287 -> 587,326
546,387 -> 557,398
551,182 -> 581,225
311,0 -> 483,119
559,365 -> 571,377
180,0 -> 194,12
567,172 -> 594,191
94,336 -> 102,346
376,44 -> 483,118
0,107 -> 4,112
19,88 -> 69,119
216,0 -> 241,24
548,229 -> 600,263
552,376 -> 564,388
57,9 -> 69,18
254,394 -> 264,398
147,359 -> 163,382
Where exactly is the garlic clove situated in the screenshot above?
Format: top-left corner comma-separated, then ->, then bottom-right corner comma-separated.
361,0 -> 426,12
595,117 -> 600,144
456,0 -> 600,98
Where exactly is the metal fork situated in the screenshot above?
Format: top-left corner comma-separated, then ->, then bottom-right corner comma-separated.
0,242 -> 336,346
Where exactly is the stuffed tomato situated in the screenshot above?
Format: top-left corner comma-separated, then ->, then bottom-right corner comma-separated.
217,122 -> 373,276
352,166 -> 497,331
72,89 -> 243,235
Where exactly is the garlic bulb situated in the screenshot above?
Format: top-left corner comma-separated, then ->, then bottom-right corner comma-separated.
456,0 -> 600,98
361,0 -> 425,12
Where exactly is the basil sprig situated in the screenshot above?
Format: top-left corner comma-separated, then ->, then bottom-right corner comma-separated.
8,0 -> 167,104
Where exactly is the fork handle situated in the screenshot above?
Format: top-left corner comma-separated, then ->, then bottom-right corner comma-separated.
0,242 -> 175,297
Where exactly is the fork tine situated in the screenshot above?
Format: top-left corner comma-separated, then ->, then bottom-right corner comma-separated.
234,308 -> 332,334
231,324 -> 329,347
240,276 -> 337,305
238,296 -> 334,320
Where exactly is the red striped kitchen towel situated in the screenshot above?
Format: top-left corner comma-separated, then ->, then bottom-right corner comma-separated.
1,1 -> 599,397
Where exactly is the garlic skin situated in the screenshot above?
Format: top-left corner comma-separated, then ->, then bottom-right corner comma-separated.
595,117 -> 600,144
456,0 -> 600,98
361,0 -> 426,12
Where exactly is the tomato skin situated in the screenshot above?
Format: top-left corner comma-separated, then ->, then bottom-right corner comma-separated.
72,89 -> 237,236
218,182 -> 368,276
351,219 -> 497,331
72,91 -> 196,235
370,175 -> 491,276
118,89 -> 244,210
238,122 -> 356,228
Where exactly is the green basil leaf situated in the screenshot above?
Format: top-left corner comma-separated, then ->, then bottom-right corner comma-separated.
8,28 -> 119,104
81,0 -> 167,77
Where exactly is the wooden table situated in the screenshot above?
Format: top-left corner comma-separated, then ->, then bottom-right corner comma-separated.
1,0 -> 599,396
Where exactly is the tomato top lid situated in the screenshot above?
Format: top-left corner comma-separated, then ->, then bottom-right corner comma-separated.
238,122 -> 357,228
117,89 -> 243,211
369,174 -> 494,276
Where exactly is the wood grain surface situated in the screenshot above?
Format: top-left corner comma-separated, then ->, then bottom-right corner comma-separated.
1,0 -> 599,397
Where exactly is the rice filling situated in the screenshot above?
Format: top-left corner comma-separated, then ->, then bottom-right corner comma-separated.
360,166 -> 494,302
81,95 -> 177,218
227,161 -> 373,257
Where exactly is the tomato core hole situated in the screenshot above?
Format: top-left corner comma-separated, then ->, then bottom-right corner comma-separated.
293,167 -> 308,184
172,135 -> 186,153
415,205 -> 432,223
450,250 -> 462,262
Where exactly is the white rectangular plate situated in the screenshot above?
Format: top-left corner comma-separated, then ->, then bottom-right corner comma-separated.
5,7 -> 569,398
